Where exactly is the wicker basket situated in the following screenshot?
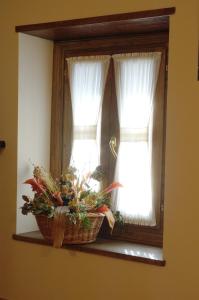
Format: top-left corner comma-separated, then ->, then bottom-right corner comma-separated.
35,213 -> 104,244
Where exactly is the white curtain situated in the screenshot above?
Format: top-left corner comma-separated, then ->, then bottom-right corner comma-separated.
67,55 -> 110,176
112,52 -> 161,225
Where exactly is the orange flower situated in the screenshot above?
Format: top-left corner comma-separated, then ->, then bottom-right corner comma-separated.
24,178 -> 46,195
103,182 -> 123,194
96,204 -> 109,213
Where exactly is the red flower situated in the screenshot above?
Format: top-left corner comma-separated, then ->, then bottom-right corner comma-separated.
103,182 -> 123,194
24,178 -> 46,195
96,204 -> 109,213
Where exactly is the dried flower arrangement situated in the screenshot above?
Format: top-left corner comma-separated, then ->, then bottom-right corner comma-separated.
21,165 -> 122,247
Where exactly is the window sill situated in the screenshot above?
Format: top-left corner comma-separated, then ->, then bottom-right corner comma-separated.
13,231 -> 165,266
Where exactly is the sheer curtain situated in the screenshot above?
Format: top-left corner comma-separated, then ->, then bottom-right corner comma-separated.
112,52 -> 161,226
67,55 -> 110,176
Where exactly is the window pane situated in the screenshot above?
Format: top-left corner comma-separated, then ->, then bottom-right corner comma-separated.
70,139 -> 100,175
113,141 -> 155,225
67,56 -> 110,173
112,52 -> 161,225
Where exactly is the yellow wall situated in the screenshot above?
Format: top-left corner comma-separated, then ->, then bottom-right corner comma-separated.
0,0 -> 199,299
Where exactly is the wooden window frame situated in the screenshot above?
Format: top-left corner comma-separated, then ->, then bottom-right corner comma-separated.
50,32 -> 168,247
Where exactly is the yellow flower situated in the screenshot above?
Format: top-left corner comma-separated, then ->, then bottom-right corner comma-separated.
68,199 -> 78,207
84,194 -> 97,208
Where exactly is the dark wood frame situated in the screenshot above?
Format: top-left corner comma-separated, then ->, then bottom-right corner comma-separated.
15,7 -> 175,41
50,32 -> 168,247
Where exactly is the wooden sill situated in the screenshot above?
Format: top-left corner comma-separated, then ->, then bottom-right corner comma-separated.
13,231 -> 165,266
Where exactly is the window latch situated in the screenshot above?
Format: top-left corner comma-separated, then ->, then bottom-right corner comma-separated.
109,136 -> 117,159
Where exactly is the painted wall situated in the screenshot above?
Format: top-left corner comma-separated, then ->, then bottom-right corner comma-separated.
0,0 -> 199,299
17,34 -> 53,233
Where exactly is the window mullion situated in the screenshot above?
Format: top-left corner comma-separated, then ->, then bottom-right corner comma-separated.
109,58 -> 120,184
100,58 -> 118,187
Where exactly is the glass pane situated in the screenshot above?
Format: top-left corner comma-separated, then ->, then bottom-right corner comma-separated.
67,56 -> 110,175
70,60 -> 104,127
71,139 -> 100,174
112,52 -> 161,225
114,141 -> 154,225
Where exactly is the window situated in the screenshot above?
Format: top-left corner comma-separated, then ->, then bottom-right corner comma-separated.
67,55 -> 109,175
112,52 -> 161,226
50,32 -> 167,247
66,51 -> 162,225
